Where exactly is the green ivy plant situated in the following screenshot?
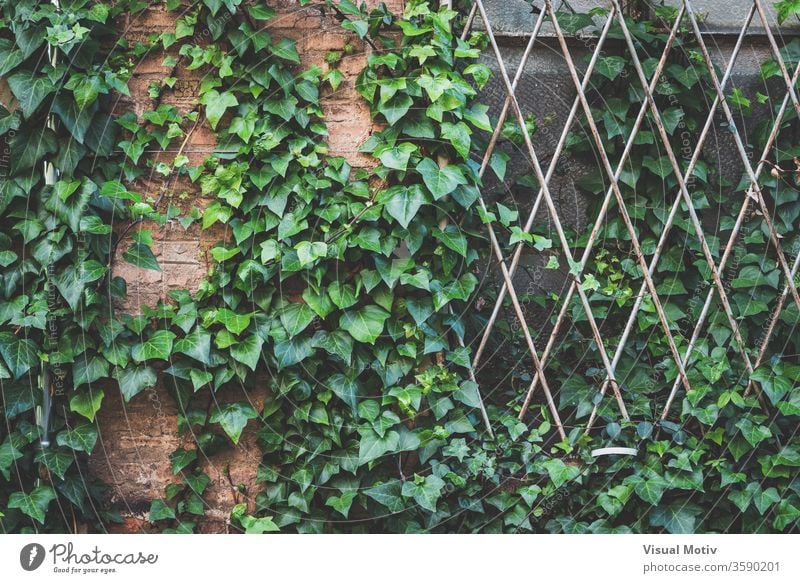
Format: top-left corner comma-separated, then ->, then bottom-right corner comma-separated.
1,0 -> 799,534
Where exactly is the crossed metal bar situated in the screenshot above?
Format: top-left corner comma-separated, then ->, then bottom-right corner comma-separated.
471,0 -> 672,438
460,0 -> 800,435
660,0 -> 800,415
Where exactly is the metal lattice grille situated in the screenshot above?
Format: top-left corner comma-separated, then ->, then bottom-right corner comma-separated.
459,0 -> 800,440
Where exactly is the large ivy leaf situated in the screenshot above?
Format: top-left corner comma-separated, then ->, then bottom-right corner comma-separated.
230,334 -> 264,371
270,38 -> 300,63
416,158 -> 467,200
312,330 -> 353,364
735,418 -> 772,447
7,70 -> 55,118
174,328 -> 212,366
52,261 -> 106,311
773,499 -> 800,530
541,458 -> 581,488
0,332 -> 38,379
72,355 -> 109,389
200,89 -> 238,130
650,502 -> 701,534
56,424 -> 99,453
148,499 -> 176,522
70,389 -> 104,422
211,402 -> 259,444
401,474 -> 445,512
0,39 -> 23,76
34,449 -> 74,479
214,308 -> 252,335
340,305 -> 390,344
377,94 -> 413,125
10,127 -> 56,174
378,142 -> 417,171
1,384 -> 36,419
232,503 -> 280,533
274,336 -> 314,370
633,475 -> 668,505
382,184 -> 428,229
364,480 -> 406,513
123,242 -> 161,271
279,302 -> 316,337
750,366 -> 792,405
358,428 -> 399,466
433,224 -> 467,256
44,176 -> 95,232
113,365 -> 157,402
8,486 -> 57,524
295,241 -> 327,267
131,330 -> 176,362
0,438 -> 23,480
170,448 -> 197,474
327,373 -> 359,414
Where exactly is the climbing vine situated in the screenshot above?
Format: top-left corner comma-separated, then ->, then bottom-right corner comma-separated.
1,0 -> 799,534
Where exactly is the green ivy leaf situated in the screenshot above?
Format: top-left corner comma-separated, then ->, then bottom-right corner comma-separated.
123,243 -> 161,272
231,503 -> 280,533
735,418 -> 772,447
230,334 -> 264,371
295,241 -> 328,267
200,89 -> 239,130
541,458 -> 580,488
382,184 -> 428,229
7,70 -> 55,118
327,372 -> 359,413
0,332 -> 38,379
358,428 -> 399,466
378,142 -> 417,171
401,474 -> 445,512
416,158 -> 467,200
170,448 -> 197,474
34,449 -> 74,479
215,308 -> 252,335
279,303 -> 315,338
377,94 -> 413,125
433,224 -> 468,257
70,389 -> 104,422
72,355 -> 109,388
113,365 -> 158,402
174,328 -> 212,366
211,402 -> 258,444
8,486 -> 57,524
340,305 -> 390,344
633,475 -> 668,505
271,38 -> 300,63
131,330 -> 176,362
595,56 -> 627,80
0,439 -> 23,480
650,502 -> 701,534
56,424 -> 99,453
148,499 -> 176,522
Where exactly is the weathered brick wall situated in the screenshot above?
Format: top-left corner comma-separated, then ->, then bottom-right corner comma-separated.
89,0 -> 403,533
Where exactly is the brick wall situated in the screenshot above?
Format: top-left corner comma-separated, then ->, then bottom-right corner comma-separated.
89,0 -> 403,533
